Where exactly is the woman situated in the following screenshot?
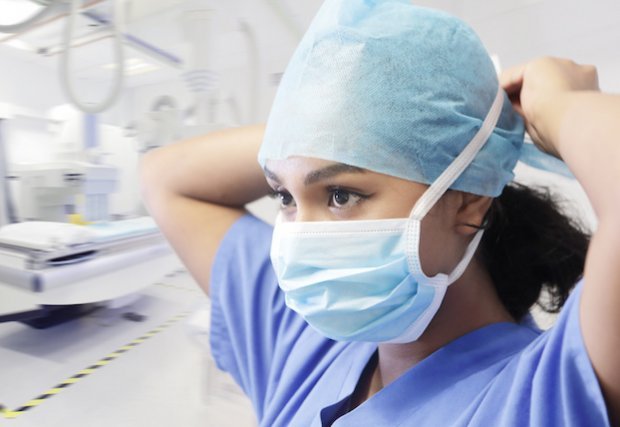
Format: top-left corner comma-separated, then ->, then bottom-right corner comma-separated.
141,1 -> 618,425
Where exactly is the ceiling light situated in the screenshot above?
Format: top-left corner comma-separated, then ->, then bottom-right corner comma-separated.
103,58 -> 161,76
0,0 -> 42,25
4,38 -> 35,52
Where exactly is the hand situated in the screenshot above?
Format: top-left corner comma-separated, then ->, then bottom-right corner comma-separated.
500,57 -> 599,157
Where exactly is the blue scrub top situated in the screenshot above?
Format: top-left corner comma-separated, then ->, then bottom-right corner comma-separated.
209,214 -> 609,426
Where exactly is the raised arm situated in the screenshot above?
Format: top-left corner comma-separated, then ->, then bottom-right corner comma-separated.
502,57 -> 620,424
140,125 -> 270,295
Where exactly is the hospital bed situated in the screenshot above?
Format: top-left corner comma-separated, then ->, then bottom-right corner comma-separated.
0,217 -> 182,325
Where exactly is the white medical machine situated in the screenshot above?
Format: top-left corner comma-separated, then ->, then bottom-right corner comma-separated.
10,161 -> 117,223
0,0 -> 260,324
0,217 -> 182,327
0,109 -> 180,327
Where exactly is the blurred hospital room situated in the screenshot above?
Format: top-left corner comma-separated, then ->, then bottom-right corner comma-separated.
0,0 -> 617,426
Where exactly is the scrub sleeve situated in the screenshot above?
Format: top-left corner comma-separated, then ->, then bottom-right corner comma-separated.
208,214 -> 288,418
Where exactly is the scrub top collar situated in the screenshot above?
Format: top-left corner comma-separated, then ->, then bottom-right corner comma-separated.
316,321 -> 539,426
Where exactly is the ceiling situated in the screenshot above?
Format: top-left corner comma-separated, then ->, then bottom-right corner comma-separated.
1,0 -> 619,91
0,0 -> 323,87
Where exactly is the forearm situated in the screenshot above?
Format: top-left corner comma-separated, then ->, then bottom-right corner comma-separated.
140,124 -> 270,208
535,92 -> 620,223
538,92 -> 620,424
139,125 -> 270,295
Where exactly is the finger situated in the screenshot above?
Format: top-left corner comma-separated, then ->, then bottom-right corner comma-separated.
510,97 -> 524,117
584,64 -> 600,90
499,64 -> 526,92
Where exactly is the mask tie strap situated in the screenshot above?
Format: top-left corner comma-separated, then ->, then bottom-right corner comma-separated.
406,85 -> 505,277
411,85 -> 504,220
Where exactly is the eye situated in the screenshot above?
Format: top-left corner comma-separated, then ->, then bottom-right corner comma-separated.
271,190 -> 296,209
328,188 -> 365,208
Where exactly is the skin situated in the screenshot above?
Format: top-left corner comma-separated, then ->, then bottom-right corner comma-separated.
141,57 -> 620,422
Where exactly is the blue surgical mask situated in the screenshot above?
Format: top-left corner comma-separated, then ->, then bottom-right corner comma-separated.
270,86 -> 503,343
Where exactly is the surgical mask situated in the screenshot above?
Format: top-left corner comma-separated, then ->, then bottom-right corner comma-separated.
269,86 -> 504,343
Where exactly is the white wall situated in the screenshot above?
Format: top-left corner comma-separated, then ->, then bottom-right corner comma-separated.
419,0 -> 620,92
0,46 -> 65,114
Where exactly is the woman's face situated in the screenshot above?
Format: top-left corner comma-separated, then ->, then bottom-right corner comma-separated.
263,156 -> 484,276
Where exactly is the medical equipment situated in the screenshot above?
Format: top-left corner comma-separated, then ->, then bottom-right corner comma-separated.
128,4 -> 262,151
0,0 -> 126,114
9,160 -> 117,222
60,0 -> 125,114
179,6 -> 253,135
4,106 -> 119,223
0,217 -> 164,289
0,216 -> 182,324
0,110 -> 177,324
130,96 -> 182,153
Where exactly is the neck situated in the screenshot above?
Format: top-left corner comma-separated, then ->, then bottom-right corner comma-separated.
371,259 -> 514,393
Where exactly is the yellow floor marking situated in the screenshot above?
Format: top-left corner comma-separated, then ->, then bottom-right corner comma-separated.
2,410 -> 21,419
2,310 -> 191,419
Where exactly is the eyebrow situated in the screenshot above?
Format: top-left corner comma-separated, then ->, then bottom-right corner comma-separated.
303,163 -> 366,185
263,163 -> 366,186
263,166 -> 281,184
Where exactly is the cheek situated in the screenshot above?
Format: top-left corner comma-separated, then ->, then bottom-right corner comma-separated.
417,216 -> 461,276
366,193 -> 419,219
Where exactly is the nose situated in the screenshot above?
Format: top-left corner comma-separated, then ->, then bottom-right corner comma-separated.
293,205 -> 331,223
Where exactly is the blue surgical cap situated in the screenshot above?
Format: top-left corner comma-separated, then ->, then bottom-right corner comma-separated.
258,0 -> 564,197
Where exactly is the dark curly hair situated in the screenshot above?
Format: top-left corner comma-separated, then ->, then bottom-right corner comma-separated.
478,183 -> 590,320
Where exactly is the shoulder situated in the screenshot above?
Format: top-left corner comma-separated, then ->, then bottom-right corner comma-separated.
490,280 -> 610,425
213,214 -> 274,265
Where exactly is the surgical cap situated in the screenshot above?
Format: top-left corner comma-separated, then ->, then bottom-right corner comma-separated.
258,0 -> 530,197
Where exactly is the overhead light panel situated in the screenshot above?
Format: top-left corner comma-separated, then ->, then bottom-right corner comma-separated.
0,0 -> 43,25
4,38 -> 35,51
103,57 -> 160,76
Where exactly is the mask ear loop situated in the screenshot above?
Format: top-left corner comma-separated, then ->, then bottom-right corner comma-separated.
405,86 -> 505,278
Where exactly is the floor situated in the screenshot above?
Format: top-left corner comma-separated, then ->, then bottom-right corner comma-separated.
0,270 -> 257,427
